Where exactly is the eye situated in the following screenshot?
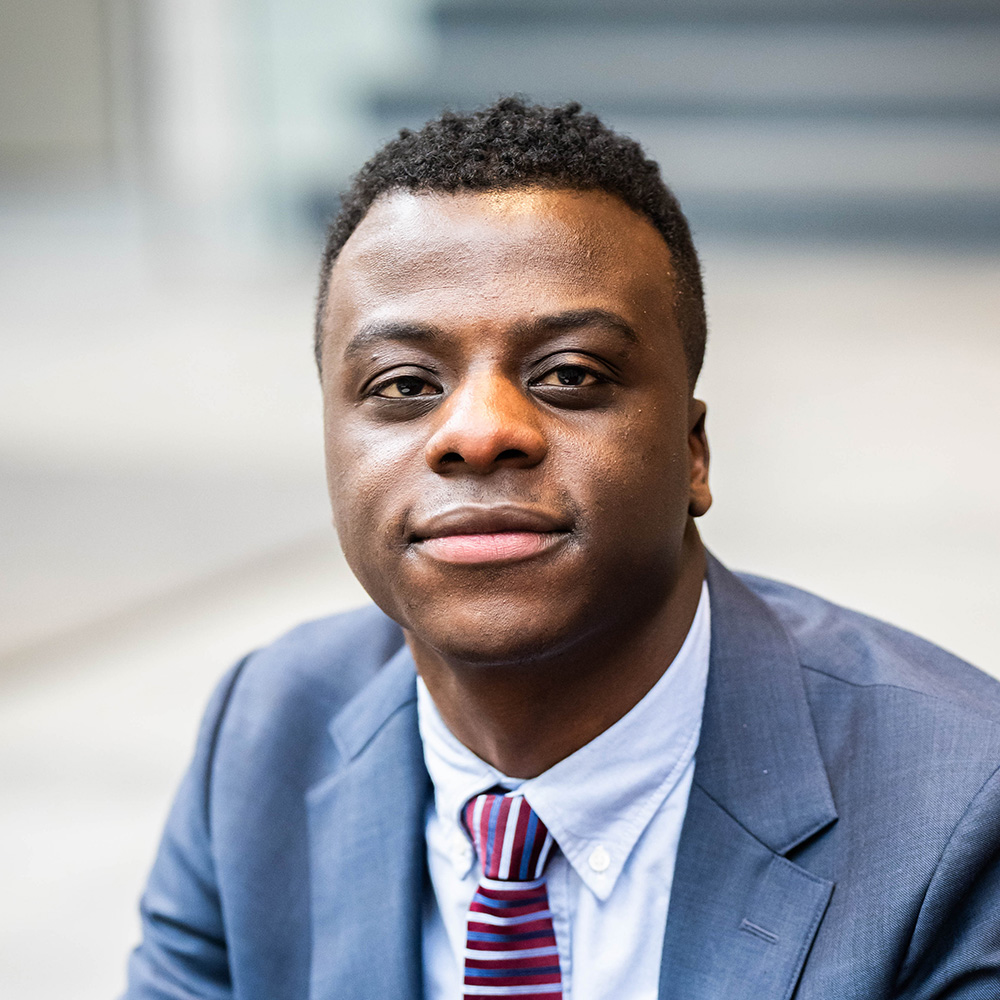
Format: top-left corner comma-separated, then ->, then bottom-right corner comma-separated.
534,364 -> 601,388
371,375 -> 440,398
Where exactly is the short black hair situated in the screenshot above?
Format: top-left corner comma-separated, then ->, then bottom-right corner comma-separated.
315,97 -> 706,386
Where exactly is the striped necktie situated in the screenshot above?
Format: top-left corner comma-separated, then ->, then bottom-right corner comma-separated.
462,791 -> 563,999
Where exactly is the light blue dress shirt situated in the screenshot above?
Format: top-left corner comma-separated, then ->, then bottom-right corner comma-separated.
417,581 -> 711,1000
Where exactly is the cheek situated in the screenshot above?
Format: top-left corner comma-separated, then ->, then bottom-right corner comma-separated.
325,420 -> 417,617
575,404 -> 689,530
324,408 -> 421,543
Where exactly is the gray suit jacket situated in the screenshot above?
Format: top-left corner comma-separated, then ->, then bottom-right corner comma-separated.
126,555 -> 1000,998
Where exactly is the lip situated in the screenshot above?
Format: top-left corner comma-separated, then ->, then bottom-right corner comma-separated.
409,504 -> 572,565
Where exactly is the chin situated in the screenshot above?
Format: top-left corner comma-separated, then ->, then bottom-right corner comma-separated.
407,597 -> 592,668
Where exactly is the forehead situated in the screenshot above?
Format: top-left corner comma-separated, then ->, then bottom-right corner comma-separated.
322,187 -> 678,352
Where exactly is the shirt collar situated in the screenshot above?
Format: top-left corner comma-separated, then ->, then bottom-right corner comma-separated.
417,580 -> 711,901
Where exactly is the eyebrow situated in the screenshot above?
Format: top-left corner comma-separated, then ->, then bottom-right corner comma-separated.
342,307 -> 639,361
516,308 -> 639,345
343,321 -> 444,361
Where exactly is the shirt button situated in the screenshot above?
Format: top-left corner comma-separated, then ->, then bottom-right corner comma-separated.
588,845 -> 611,873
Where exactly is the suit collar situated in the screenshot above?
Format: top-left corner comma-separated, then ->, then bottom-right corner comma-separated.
308,645 -> 427,1000
656,556 -> 837,999
328,643 -> 419,760
699,553 -> 837,854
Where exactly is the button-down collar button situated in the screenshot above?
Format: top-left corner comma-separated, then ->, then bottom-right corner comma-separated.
588,845 -> 611,873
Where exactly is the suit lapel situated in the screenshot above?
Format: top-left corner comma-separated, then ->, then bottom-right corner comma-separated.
306,646 -> 429,1000
659,556 -> 837,1000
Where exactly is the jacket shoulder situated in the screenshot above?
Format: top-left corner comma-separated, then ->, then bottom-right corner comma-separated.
738,571 -> 1000,724
238,602 -> 404,701
212,604 -> 405,775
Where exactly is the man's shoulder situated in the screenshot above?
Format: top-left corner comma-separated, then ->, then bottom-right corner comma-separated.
239,601 -> 403,695
210,603 -> 406,765
738,570 -> 1000,724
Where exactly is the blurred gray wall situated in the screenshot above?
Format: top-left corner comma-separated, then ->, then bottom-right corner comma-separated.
0,0 -> 116,185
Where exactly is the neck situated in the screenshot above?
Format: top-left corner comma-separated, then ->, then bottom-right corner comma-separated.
408,524 -> 707,778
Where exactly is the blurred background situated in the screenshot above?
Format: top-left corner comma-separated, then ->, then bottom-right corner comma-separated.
1,1 -> 998,996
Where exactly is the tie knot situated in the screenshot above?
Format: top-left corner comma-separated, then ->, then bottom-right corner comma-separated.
463,792 -> 556,882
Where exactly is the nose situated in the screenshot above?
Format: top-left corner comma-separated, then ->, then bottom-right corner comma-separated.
424,373 -> 548,474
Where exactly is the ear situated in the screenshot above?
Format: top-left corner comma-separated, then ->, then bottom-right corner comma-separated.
688,399 -> 712,517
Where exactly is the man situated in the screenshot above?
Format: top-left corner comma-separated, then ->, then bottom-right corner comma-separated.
125,99 -> 1000,999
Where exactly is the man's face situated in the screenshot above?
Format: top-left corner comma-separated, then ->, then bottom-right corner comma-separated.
320,187 -> 710,666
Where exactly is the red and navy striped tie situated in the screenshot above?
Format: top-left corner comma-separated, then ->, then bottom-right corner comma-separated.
462,792 -> 562,999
